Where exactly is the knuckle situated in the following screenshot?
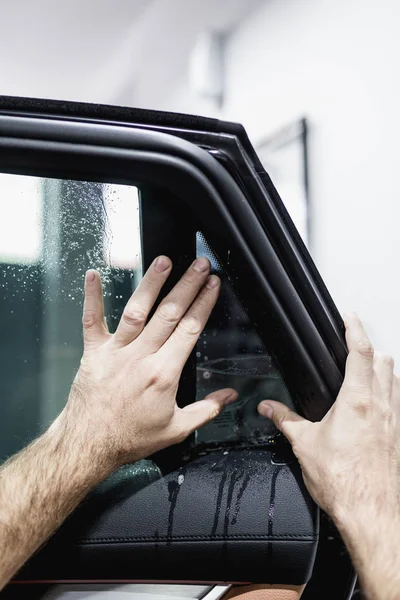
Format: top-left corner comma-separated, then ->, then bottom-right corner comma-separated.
158,302 -> 181,324
148,365 -> 174,390
82,310 -> 97,328
356,340 -> 374,359
179,316 -> 202,337
146,365 -> 161,387
122,305 -> 147,328
181,272 -> 197,287
352,396 -> 373,415
156,378 -> 171,392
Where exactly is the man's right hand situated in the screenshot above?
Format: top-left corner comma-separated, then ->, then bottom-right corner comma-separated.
258,313 -> 400,600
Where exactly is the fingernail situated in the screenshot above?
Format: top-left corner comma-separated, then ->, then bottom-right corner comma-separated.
206,275 -> 219,289
193,257 -> 209,273
258,402 -> 273,419
154,256 -> 171,272
86,270 -> 95,283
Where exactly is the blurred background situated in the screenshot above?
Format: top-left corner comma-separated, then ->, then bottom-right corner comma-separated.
0,0 -> 399,361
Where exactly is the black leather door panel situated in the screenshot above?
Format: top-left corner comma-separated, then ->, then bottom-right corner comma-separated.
18,450 -> 318,584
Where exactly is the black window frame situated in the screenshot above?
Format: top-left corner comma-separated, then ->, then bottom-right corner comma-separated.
0,112 -> 343,422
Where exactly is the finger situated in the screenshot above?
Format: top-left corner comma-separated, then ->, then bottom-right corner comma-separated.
342,312 -> 374,391
82,270 -> 108,347
258,400 -> 307,445
114,255 -> 172,347
373,351 -> 394,400
176,388 -> 238,437
140,257 -> 211,352
158,275 -> 220,370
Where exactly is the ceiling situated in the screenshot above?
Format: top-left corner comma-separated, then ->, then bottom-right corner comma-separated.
0,0 -> 150,101
0,0 -> 264,109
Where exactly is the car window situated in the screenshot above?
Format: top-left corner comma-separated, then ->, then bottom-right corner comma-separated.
0,174 -> 141,461
0,173 -> 294,462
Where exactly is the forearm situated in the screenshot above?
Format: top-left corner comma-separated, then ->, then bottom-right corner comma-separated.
0,412 -> 113,589
336,508 -> 400,600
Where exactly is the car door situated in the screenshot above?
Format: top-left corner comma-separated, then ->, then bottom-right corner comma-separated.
0,96 -> 355,600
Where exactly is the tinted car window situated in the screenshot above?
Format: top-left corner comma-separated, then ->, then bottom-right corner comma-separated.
195,233 -> 293,446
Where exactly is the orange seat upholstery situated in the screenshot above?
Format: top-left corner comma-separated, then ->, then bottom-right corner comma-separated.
224,584 -> 305,600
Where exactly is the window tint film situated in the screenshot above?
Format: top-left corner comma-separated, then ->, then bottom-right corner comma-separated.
195,233 -> 294,447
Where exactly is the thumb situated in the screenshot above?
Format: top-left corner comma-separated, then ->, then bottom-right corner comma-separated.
258,400 -> 307,445
178,388 -> 238,436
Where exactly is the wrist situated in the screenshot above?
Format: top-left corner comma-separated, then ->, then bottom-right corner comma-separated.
45,410 -> 116,489
333,504 -> 400,599
333,501 -> 400,541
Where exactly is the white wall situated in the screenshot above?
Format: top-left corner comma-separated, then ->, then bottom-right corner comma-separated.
0,0 -> 262,105
2,0 -> 399,361
219,0 -> 400,363
0,0 -> 150,101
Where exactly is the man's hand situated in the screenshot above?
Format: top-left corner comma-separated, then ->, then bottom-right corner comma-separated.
56,255 -> 237,468
0,256 -> 237,590
258,313 -> 400,600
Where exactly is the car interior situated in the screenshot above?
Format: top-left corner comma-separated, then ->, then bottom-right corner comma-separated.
0,96 -> 356,599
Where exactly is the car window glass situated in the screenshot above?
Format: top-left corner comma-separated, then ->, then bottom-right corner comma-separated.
0,174 -> 141,461
0,173 -> 294,462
